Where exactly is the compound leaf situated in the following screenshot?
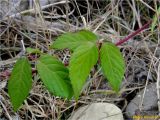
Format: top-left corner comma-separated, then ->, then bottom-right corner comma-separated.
37,54 -> 73,99
100,42 -> 125,92
8,57 -> 32,112
69,43 -> 98,99
50,30 -> 97,50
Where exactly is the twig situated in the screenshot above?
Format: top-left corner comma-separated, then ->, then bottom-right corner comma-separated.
65,0 -> 70,31
0,57 -> 18,66
24,100 -> 36,120
21,39 -> 26,54
156,1 -> 160,114
157,63 -> 160,115
0,97 -> 12,120
0,47 -> 21,51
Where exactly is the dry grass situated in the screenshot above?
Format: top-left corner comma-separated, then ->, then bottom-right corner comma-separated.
0,0 -> 160,120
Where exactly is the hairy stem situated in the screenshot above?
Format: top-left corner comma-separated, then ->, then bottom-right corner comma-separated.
116,20 -> 152,46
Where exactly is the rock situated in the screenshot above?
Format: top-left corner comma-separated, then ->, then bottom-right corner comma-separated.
125,83 -> 158,117
68,103 -> 124,120
21,15 -> 66,31
0,0 -> 29,19
11,115 -> 21,120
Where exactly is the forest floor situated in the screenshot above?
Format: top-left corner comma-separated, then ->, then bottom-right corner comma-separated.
0,0 -> 160,120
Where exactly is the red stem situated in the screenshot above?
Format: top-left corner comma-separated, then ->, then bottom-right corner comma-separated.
115,20 -> 152,46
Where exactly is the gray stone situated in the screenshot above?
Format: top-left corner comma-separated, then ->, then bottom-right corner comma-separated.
68,103 -> 124,120
0,0 -> 29,19
125,83 -> 158,117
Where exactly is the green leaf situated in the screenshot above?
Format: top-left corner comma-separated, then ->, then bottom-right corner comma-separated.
8,57 -> 32,111
37,54 -> 73,99
26,47 -> 41,54
100,42 -> 125,92
69,43 -> 98,99
151,6 -> 160,32
50,30 -> 97,50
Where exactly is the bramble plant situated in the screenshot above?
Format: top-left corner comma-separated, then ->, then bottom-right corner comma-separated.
8,30 -> 125,111
8,5 -> 160,110
7,3 -> 160,112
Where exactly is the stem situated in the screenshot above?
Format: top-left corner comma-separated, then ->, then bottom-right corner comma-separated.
98,41 -> 102,64
115,20 -> 152,46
